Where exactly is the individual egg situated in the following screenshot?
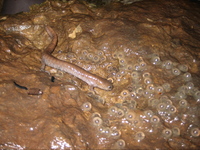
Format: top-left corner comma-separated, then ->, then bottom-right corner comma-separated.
178,64 -> 188,72
121,106 -> 129,114
175,91 -> 186,99
139,61 -> 147,70
97,50 -> 104,56
108,106 -> 118,116
114,139 -> 126,149
133,63 -> 141,71
172,127 -> 180,136
182,72 -> 192,82
92,117 -> 103,126
87,53 -> 94,60
117,52 -> 124,59
155,86 -> 164,95
194,90 -> 200,101
179,99 -> 188,108
151,56 -> 161,65
148,98 -> 159,107
129,100 -> 137,109
112,52 -> 118,59
162,83 -> 171,92
171,68 -> 181,76
136,87 -> 144,96
130,92 -> 137,99
125,111 -> 136,121
142,72 -> 151,78
157,103 -> 167,111
131,71 -> 140,79
150,115 -> 160,124
186,82 -> 194,90
143,90 -> 153,98
162,60 -> 173,70
146,84 -> 155,91
119,58 -> 126,66
168,105 -> 177,114
135,131 -> 145,141
81,49 -> 88,56
144,78 -> 153,85
120,90 -> 130,98
81,102 -> 92,111
190,127 -> 200,137
144,110 -> 154,118
117,109 -> 125,118
93,55 -> 100,62
162,128 -> 172,139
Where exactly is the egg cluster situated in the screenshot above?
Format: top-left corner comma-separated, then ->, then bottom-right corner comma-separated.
79,51 -> 199,148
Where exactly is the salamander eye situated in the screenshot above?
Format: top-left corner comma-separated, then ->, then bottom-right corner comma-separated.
108,85 -> 113,90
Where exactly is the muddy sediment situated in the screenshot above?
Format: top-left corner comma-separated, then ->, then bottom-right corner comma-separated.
0,0 -> 199,149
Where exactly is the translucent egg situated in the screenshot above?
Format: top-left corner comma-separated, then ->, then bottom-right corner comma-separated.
186,82 -> 194,90
92,117 -> 103,126
120,90 -> 130,97
190,127 -> 200,137
92,112 -> 101,118
179,99 -> 188,108
175,91 -> 186,99
133,63 -> 141,71
162,128 -> 172,139
162,60 -> 173,70
178,64 -> 188,72
140,61 -> 147,69
146,84 -> 155,91
136,87 -> 144,95
172,127 -> 180,136
142,72 -> 151,78
81,50 -> 88,56
81,102 -> 92,111
171,68 -> 181,76
117,109 -> 125,118
121,106 -> 129,114
150,115 -> 160,124
119,59 -> 126,66
144,78 -> 153,84
87,53 -> 94,60
117,52 -> 124,59
98,50 -> 104,56
194,90 -> 200,101
126,111 -> 136,121
135,131 -> 145,141
144,110 -> 154,118
182,72 -> 192,82
93,55 -> 100,62
148,98 -> 159,107
168,105 -> 177,114
162,83 -> 171,92
131,71 -> 140,79
155,86 -> 164,95
129,100 -> 137,109
108,106 -> 118,116
143,90 -> 153,98
151,56 -> 161,65
157,103 -> 167,111
114,139 -> 126,149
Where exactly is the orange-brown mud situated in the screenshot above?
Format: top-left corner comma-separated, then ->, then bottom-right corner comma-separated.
0,0 -> 199,149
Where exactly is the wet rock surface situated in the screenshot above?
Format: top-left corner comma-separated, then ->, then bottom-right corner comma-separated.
0,0 -> 200,149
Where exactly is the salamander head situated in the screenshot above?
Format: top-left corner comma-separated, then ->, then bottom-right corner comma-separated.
98,79 -> 113,91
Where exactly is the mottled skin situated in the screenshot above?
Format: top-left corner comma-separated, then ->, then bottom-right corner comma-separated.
42,26 -> 113,91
